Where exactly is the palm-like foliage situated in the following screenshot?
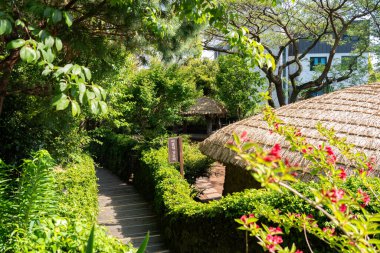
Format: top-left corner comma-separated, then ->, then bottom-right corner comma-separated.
0,150 -> 57,250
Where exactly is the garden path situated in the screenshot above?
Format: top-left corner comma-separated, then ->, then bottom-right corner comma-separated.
195,162 -> 225,202
97,168 -> 169,253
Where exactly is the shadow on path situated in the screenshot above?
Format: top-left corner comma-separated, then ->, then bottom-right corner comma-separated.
97,168 -> 169,253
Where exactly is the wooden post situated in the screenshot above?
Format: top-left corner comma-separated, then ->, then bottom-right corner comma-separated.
178,137 -> 184,177
206,116 -> 213,135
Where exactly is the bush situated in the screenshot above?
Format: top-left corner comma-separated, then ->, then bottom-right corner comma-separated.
54,154 -> 99,222
135,145 -> 380,253
90,130 -> 140,181
0,150 -> 132,252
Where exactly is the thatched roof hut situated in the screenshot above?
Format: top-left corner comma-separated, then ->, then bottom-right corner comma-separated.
182,97 -> 227,116
199,84 -> 380,193
182,97 -> 227,135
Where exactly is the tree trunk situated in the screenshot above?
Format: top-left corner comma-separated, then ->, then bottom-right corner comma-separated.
289,89 -> 299,103
273,80 -> 286,106
0,50 -> 20,115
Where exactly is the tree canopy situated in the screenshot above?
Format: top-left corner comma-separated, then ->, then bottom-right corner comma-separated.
204,0 -> 379,105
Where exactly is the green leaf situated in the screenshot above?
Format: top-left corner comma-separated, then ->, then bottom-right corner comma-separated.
42,67 -> 52,76
41,48 -> 54,63
71,100 -> 81,116
44,36 -> 55,48
15,19 -> 25,27
92,86 -> 101,99
52,94 -> 70,111
0,19 -> 12,35
99,101 -> 108,114
59,81 -> 68,92
52,10 -> 62,24
44,7 -> 53,18
20,46 -> 37,63
62,64 -> 73,74
63,12 -> 73,27
99,87 -> 107,100
136,232 -> 149,253
86,90 -> 95,100
55,38 -> 63,51
85,225 -> 95,253
90,100 -> 99,114
79,82 -> 86,94
38,30 -> 49,40
82,67 -> 92,81
6,39 -> 25,50
72,64 -> 82,76
369,239 -> 380,245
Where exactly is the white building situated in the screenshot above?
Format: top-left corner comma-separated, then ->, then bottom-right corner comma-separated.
202,36 -> 370,106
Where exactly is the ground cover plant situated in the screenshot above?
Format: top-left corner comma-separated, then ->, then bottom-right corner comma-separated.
0,150 -> 132,252
228,107 -> 380,252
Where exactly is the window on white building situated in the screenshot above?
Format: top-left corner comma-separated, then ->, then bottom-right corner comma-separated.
310,57 -> 327,71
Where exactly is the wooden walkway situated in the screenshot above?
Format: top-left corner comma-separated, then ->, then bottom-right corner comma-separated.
97,168 -> 169,253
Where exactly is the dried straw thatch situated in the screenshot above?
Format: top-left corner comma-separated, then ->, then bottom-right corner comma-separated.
182,97 -> 227,116
200,83 -> 380,172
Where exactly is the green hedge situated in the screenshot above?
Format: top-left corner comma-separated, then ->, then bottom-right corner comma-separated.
55,154 -> 98,222
90,132 -> 139,181
136,146 -> 380,253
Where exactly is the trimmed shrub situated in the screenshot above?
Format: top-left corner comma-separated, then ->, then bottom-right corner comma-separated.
55,154 -> 98,222
90,131 -> 139,181
135,145 -> 380,253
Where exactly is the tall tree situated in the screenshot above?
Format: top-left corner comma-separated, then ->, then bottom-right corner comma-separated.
204,0 -> 378,106
0,0 -> 207,115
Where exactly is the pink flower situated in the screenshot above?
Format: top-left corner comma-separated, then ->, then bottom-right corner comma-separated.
301,149 -> 307,154
240,214 -> 255,225
264,143 -> 281,162
325,146 -> 334,156
358,189 -> 370,207
366,162 -> 374,173
324,188 -> 344,203
339,204 -> 347,213
295,250 -> 303,253
267,244 -> 276,253
339,168 -> 347,180
322,227 -> 335,235
227,139 -> 234,145
268,227 -> 282,233
266,234 -> 283,244
240,131 -> 249,142
291,172 -> 298,177
294,129 -> 302,136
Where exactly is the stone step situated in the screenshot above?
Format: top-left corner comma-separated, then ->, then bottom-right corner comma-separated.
96,168 -> 169,252
99,215 -> 158,226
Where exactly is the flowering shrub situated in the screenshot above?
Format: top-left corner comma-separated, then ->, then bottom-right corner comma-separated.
227,107 -> 380,253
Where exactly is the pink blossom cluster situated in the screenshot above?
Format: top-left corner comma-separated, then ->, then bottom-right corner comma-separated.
323,188 -> 345,203
264,143 -> 282,162
358,189 -> 370,207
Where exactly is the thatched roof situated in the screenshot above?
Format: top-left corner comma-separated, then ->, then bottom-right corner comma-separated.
200,83 -> 380,171
182,97 -> 227,116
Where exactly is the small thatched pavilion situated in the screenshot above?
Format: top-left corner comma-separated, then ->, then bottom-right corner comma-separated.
182,97 -> 227,135
200,83 -> 380,195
